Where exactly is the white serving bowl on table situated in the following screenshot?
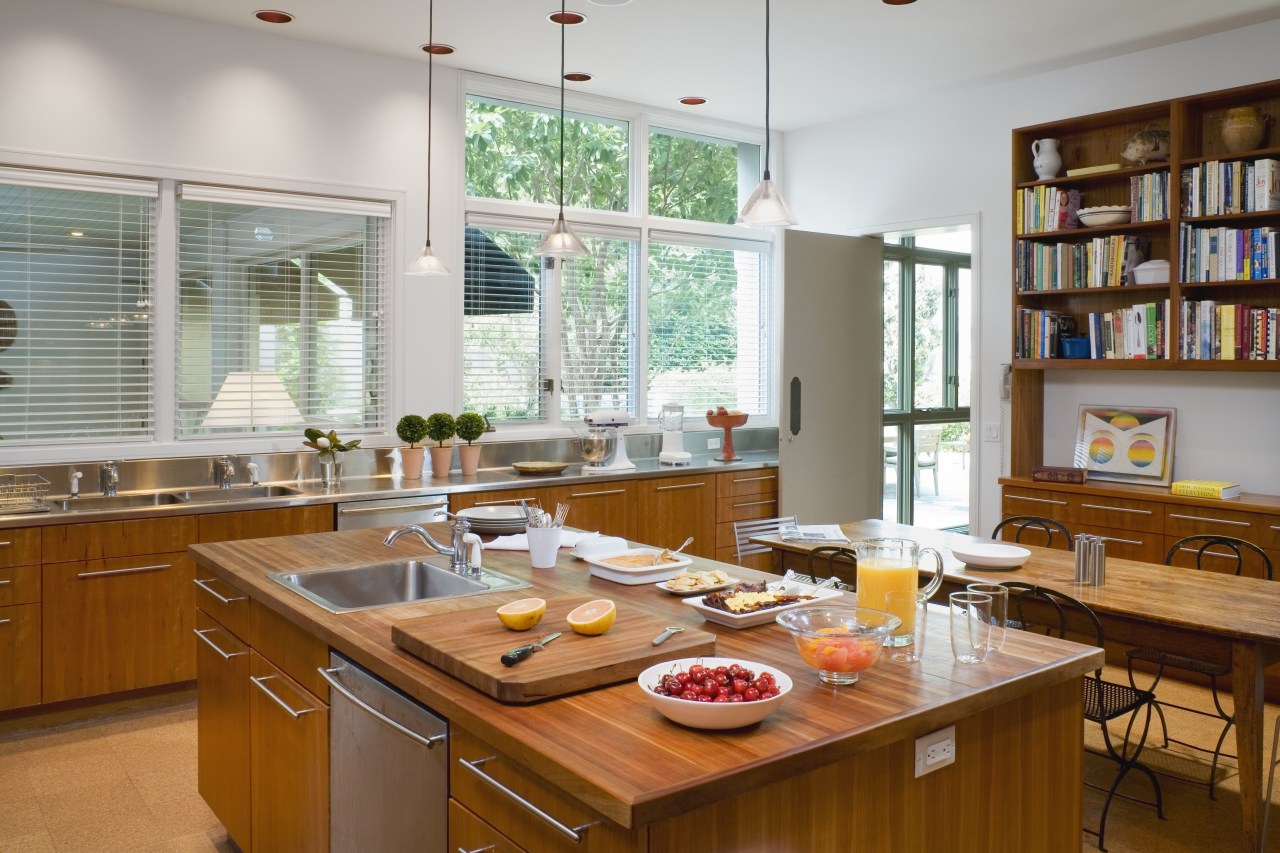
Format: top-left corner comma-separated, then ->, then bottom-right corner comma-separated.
581,547 -> 693,585
637,657 -> 793,729
949,542 -> 1032,570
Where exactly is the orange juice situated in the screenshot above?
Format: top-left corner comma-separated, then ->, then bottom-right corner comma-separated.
856,557 -> 918,641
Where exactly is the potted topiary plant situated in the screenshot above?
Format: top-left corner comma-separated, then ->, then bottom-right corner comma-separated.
396,414 -> 429,480
425,412 -> 456,478
455,411 -> 487,476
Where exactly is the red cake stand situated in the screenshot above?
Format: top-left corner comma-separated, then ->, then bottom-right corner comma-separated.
706,413 -> 749,462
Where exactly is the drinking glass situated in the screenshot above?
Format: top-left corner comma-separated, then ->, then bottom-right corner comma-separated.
885,590 -> 928,663
966,583 -> 1008,652
949,592 -> 992,664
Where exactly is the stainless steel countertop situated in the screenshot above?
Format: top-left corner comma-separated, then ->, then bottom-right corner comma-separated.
0,451 -> 778,529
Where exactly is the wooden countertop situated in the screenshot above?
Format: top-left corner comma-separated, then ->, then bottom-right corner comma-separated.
190,526 -> 1101,830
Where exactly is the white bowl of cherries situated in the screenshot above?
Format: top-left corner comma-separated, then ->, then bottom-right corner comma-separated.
637,657 -> 792,730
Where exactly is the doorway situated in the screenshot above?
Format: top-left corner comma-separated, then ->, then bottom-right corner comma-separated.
881,227 -> 972,531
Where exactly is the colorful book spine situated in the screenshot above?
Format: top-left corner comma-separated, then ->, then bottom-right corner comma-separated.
1170,480 -> 1241,499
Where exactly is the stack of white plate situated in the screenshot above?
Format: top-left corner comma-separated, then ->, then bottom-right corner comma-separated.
456,506 -> 529,534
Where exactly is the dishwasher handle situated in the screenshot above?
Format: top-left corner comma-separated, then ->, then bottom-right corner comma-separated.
318,665 -> 447,751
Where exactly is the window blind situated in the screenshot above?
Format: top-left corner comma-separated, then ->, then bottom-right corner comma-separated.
646,238 -> 770,418
176,187 -> 387,438
560,235 -> 637,421
0,174 -> 156,443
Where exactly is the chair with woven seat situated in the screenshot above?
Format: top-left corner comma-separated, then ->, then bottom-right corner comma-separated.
732,515 -> 797,566
1003,581 -> 1163,851
1126,534 -> 1274,800
991,515 -> 1075,550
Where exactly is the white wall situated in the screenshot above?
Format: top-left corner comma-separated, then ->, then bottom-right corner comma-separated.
785,21 -> 1280,535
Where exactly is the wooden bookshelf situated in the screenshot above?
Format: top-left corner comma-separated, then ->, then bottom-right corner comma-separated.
1009,79 -> 1280,476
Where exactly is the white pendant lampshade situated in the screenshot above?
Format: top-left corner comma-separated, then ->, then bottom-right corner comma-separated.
536,0 -> 589,258
407,0 -> 450,276
738,0 -> 797,228
407,240 -> 449,275
202,372 -> 302,430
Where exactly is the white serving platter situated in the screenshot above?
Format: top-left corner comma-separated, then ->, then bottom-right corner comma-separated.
456,505 -> 529,534
583,548 -> 694,585
682,584 -> 847,628
655,576 -> 741,596
949,542 -> 1032,570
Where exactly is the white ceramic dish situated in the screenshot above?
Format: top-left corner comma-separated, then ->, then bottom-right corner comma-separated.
683,583 -> 847,628
655,576 -> 740,596
583,548 -> 693,585
949,542 -> 1032,570
457,506 -> 530,534
637,657 -> 792,729
1077,205 -> 1132,227
571,535 -> 629,560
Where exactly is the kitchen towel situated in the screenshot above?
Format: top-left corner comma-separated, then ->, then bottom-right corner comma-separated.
485,529 -> 598,551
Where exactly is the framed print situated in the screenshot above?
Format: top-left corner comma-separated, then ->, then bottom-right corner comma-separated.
1073,405 -> 1176,486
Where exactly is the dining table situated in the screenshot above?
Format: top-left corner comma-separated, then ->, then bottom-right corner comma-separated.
754,518 -> 1280,853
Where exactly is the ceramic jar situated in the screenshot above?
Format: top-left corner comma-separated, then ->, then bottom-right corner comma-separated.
1032,138 -> 1062,180
1221,106 -> 1268,154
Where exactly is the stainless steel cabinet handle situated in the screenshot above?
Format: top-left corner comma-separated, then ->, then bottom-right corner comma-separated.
1080,503 -> 1152,515
1169,513 -> 1250,527
569,489 -> 624,498
458,756 -> 595,843
1098,535 -> 1142,546
77,563 -> 169,579
338,501 -> 447,515
1270,525 -> 1280,533
194,628 -> 246,660
655,482 -> 706,491
0,618 -> 11,626
1006,494 -> 1067,506
476,497 -> 539,506
250,675 -> 317,719
732,499 -> 777,509
732,475 -> 776,484
318,666 -> 446,750
1178,546 -> 1238,560
194,578 -> 248,604
0,579 -> 10,586
0,541 -> 10,548
458,847 -> 496,853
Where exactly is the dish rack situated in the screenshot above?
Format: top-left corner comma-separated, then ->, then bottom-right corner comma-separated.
0,474 -> 52,514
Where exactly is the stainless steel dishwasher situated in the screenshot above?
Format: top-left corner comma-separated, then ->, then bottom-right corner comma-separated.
319,652 -> 448,853
335,493 -> 448,530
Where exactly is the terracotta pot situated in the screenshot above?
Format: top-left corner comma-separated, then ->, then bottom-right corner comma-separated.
429,446 -> 454,478
458,444 -> 481,476
400,446 -> 425,480
1222,106 -> 1269,154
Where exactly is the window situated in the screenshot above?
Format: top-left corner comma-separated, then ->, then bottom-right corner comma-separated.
0,168 -> 156,444
464,86 -> 774,427
177,186 -> 388,438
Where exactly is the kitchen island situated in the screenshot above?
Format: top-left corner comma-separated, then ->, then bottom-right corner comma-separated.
190,525 -> 1101,852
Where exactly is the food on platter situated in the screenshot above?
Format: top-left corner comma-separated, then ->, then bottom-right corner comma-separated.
701,581 -> 816,615
705,405 -> 745,417
663,569 -> 734,592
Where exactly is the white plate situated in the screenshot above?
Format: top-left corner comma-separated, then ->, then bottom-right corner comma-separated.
457,506 -> 530,534
683,583 -> 847,628
949,542 -> 1032,570
655,577 -> 740,596
583,548 -> 693,585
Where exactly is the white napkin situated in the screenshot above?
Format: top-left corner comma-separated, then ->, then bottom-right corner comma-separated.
485,529 -> 599,551
779,524 -> 851,543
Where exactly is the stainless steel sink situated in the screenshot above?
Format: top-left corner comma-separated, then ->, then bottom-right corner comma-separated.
52,492 -> 189,511
175,485 -> 304,502
268,559 -> 529,613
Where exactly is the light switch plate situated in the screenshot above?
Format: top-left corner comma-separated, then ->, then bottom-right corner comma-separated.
707,437 -> 721,450
982,423 -> 1000,443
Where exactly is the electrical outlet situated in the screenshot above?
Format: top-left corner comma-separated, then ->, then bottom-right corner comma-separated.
982,422 -> 1000,443
707,437 -> 721,450
914,725 -> 956,777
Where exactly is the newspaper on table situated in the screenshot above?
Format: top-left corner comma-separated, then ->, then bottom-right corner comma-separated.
778,524 -> 851,543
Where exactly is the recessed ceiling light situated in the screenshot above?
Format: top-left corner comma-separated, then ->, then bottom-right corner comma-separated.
67,230 -> 85,238
564,72 -> 592,82
679,97 -> 707,106
548,10 -> 586,24
420,43 -> 455,56
254,10 -> 294,24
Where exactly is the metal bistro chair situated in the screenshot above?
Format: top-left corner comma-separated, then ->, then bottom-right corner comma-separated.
802,545 -> 857,591
1003,582 -> 1163,852
1127,535 -> 1274,801
732,515 -> 797,566
991,515 -> 1075,550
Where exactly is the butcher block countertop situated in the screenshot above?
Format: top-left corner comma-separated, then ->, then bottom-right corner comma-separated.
189,525 -> 1101,830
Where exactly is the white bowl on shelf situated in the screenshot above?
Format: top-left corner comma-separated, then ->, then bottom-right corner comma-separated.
1077,205 -> 1132,227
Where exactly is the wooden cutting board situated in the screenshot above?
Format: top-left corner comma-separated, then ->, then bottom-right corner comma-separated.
391,596 -> 716,703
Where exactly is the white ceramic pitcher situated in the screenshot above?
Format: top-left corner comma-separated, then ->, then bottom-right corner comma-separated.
1032,138 -> 1062,180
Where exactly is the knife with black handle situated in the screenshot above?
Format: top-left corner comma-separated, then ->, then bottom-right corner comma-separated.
500,631 -> 562,667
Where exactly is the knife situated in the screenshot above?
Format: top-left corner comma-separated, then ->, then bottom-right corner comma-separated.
500,632 -> 562,667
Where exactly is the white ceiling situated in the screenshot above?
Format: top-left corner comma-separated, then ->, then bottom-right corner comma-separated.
91,0 -> 1280,130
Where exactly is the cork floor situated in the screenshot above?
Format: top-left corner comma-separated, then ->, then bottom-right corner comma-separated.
0,693 -> 231,853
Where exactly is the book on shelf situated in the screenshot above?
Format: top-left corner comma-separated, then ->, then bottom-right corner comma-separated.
1032,466 -> 1087,484
1170,480 -> 1241,499
1180,299 -> 1279,360
1065,163 -> 1121,177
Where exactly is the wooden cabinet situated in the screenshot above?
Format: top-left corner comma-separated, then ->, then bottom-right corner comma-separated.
0,603 -> 41,711
634,475 -> 715,558
547,482 -> 637,541
450,800 -> 526,853
195,609 -> 251,849
714,471 -> 780,569
1009,80 -> 1280,477
0,527 -> 40,567
199,505 -> 334,543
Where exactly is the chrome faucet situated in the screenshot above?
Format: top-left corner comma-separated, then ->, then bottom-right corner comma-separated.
383,517 -> 474,575
100,461 -> 119,497
215,456 -> 236,489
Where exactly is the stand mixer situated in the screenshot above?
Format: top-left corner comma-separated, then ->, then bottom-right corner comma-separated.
581,409 -> 636,474
658,402 -> 692,465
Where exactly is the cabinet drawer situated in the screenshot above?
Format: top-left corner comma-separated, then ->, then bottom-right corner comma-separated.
459,487 -> 552,511
1074,524 -> 1164,563
251,600 -> 329,698
717,470 -> 779,498
0,528 -> 40,568
1259,518 -> 1280,551
198,505 -> 334,543
1001,487 -> 1071,520
1069,495 -> 1163,534
194,574 -> 252,643
715,493 -> 779,524
1162,535 -> 1274,580
1164,506 -> 1261,540
42,516 -> 199,563
451,727 -> 642,853
0,603 -> 41,711
450,799 -> 527,853
0,564 -> 40,606
195,610 -> 251,849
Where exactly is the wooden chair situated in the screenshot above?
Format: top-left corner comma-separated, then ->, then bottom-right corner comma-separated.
990,515 -> 1075,550
914,426 -> 943,495
732,516 -> 797,564
1003,582 -> 1163,851
1126,535 -> 1274,800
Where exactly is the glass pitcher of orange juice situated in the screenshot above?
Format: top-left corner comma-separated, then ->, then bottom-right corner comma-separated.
855,538 -> 945,647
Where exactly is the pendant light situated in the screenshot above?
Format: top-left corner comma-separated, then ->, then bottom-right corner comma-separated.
738,0 -> 797,227
407,0 -> 449,275
534,0 -> 589,257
